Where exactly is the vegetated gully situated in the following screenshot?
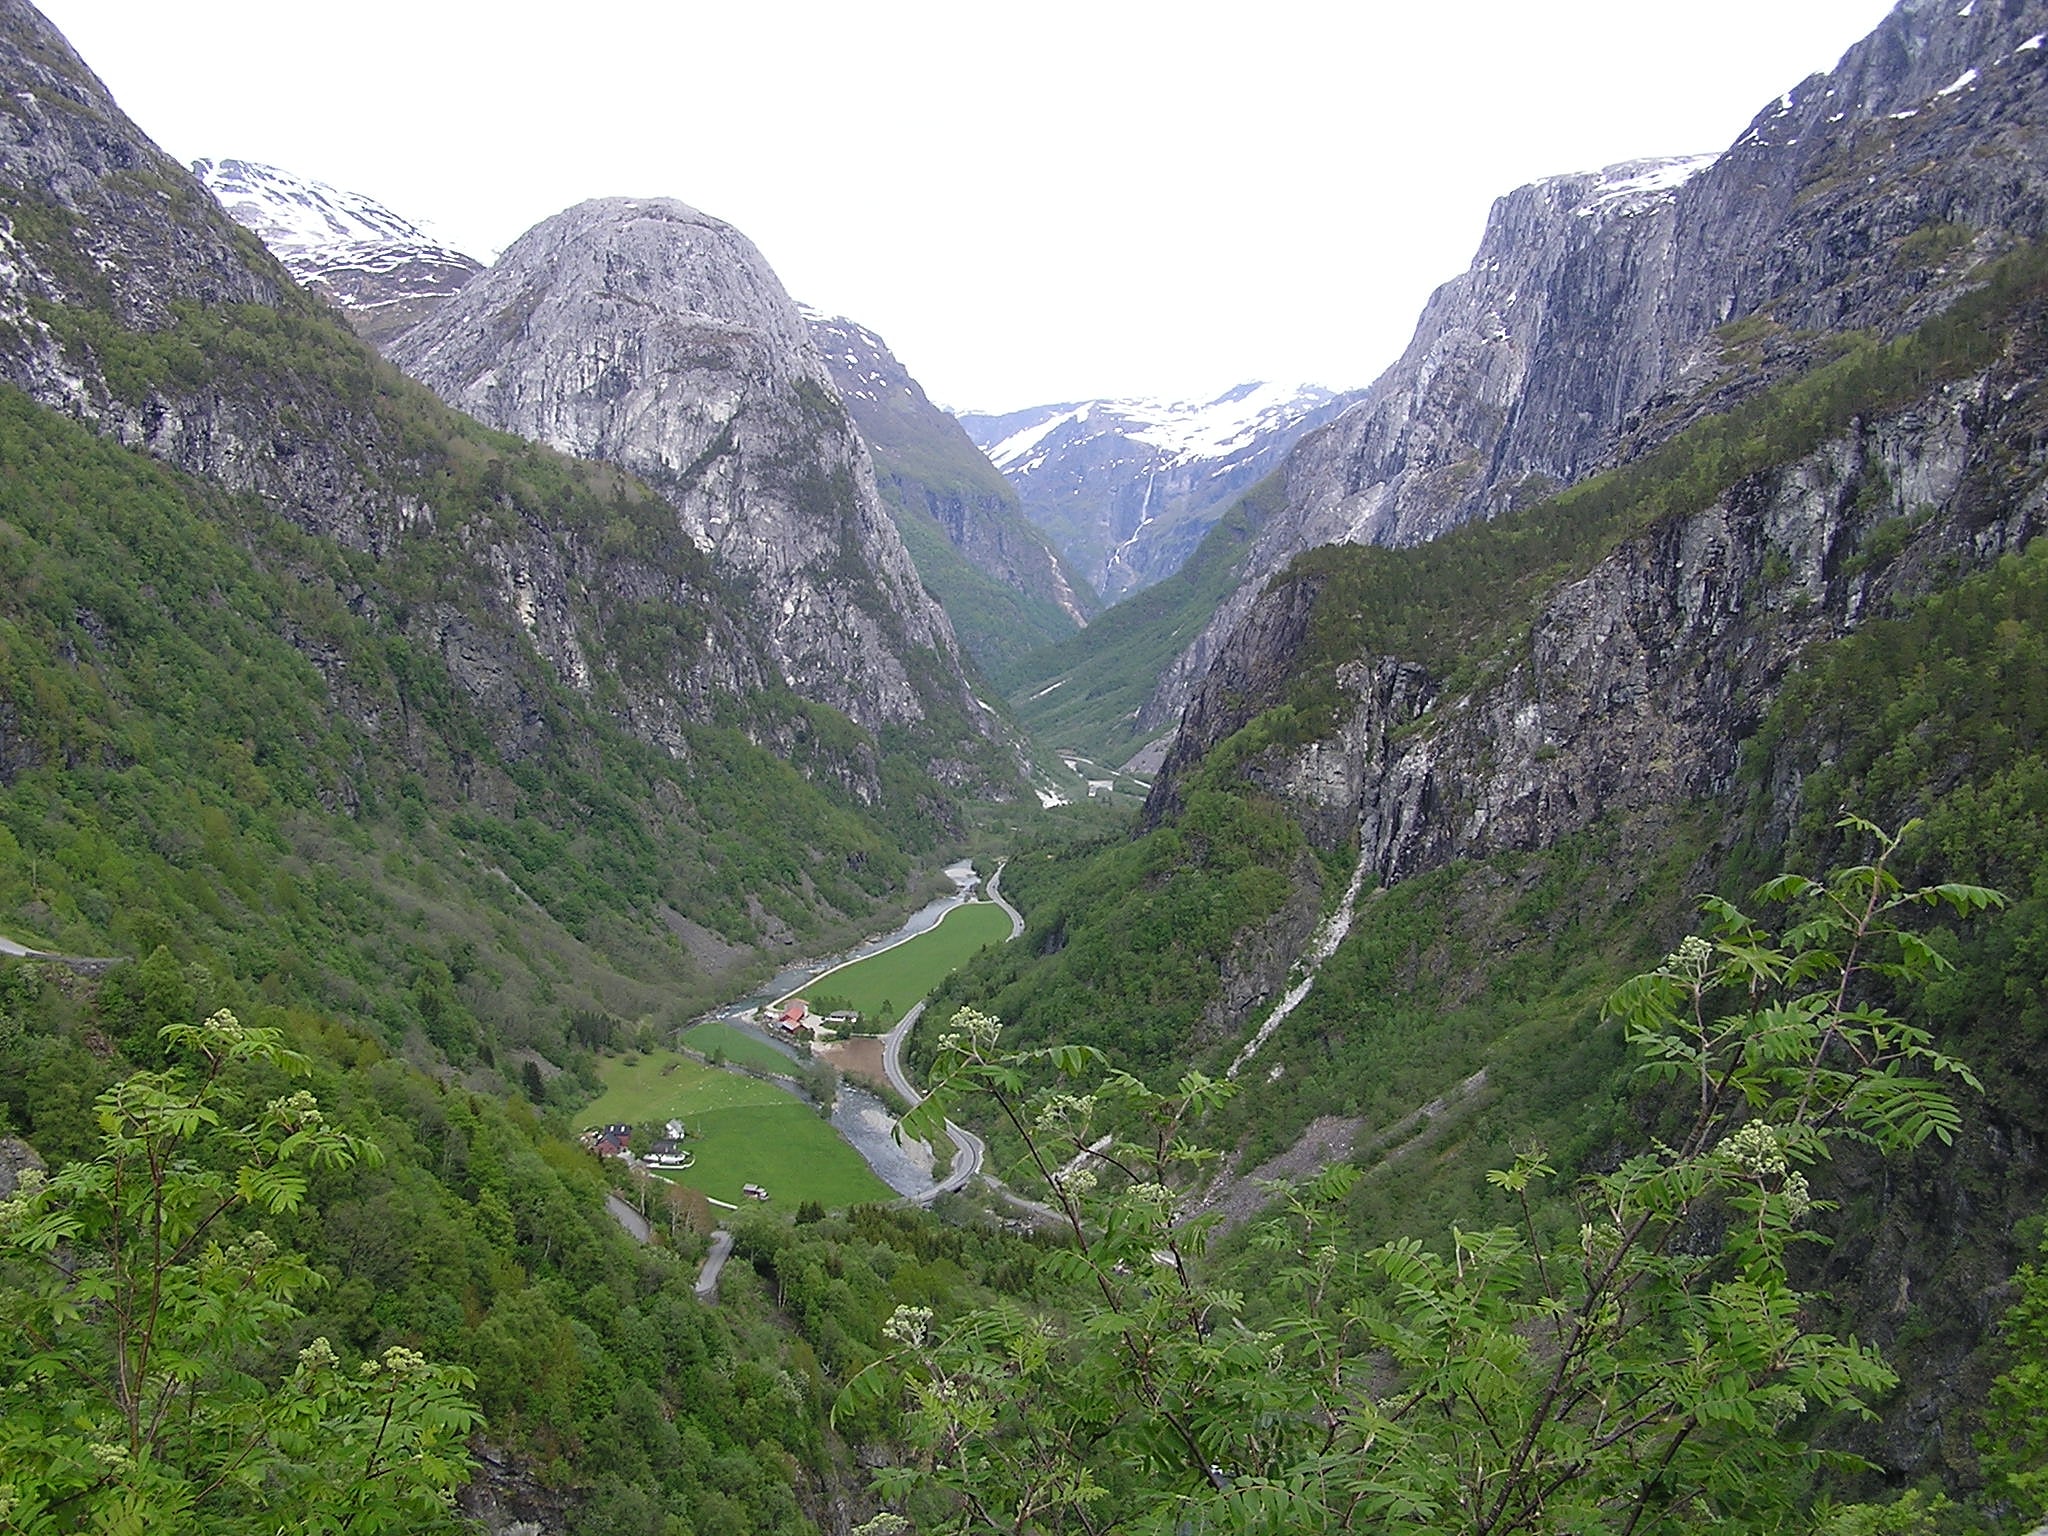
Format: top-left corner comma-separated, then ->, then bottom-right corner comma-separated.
697,860 -> 1023,1204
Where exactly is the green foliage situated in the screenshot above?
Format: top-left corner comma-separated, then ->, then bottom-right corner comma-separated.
0,1009 -> 479,1533
922,788 -> 1304,1076
1981,1231 -> 2048,1512
0,383 -> 923,1073
859,829 -> 1998,1534
877,478 -> 1087,672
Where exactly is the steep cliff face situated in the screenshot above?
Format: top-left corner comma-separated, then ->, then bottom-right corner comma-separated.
0,5 -> 461,561
390,198 -> 1007,772
1134,297 -> 2048,1476
805,310 -> 1091,665
1154,344 -> 2046,880
192,158 -> 483,346
1151,0 -> 2048,728
961,383 -> 1353,602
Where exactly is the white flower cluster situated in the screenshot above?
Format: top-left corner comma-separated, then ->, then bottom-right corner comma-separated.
267,1089 -> 324,1129
882,1304 -> 934,1349
1034,1092 -> 1096,1136
0,1166 -> 46,1227
1723,1121 -> 1789,1179
1656,933 -> 1716,982
951,1007 -> 1003,1051
1722,1121 -> 1813,1222
298,1337 -> 340,1372
1050,1166 -> 1097,1199
363,1344 -> 429,1381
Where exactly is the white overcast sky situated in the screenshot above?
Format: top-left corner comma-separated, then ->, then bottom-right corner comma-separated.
39,0 -> 1898,413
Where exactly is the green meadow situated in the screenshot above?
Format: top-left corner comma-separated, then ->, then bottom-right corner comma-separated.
583,1051 -> 891,1208
792,900 -> 1014,1019
679,1021 -> 798,1074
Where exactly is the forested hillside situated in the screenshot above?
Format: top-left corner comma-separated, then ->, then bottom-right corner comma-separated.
928,239 -> 2048,1499
4,0 -> 2048,1531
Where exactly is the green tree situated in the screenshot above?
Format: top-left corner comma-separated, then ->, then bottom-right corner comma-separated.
0,1009 -> 478,1532
855,819 -> 1999,1535
1983,1230 -> 2048,1518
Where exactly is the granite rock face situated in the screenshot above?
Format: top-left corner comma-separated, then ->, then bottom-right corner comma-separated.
1152,0 -> 2048,729
0,2 -> 435,556
1149,350 -> 2048,887
390,198 -> 1000,752
0,0 -> 1015,809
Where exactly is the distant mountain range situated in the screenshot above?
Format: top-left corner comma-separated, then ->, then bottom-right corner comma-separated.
958,383 -> 1355,601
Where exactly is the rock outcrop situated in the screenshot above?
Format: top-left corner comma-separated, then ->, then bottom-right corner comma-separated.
390,198 -> 1005,762
1151,0 -> 2048,730
1151,334 -> 2047,887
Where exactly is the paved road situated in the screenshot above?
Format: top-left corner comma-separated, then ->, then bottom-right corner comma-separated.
694,1229 -> 735,1301
879,1000 -> 986,1202
0,932 -> 119,972
986,859 -> 1024,940
605,1188 -> 736,1305
604,1192 -> 652,1243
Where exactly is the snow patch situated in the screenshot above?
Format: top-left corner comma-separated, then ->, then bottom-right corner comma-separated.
1938,67 -> 1980,95
1571,154 -> 1718,219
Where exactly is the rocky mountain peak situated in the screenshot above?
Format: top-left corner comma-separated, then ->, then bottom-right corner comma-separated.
390,194 -> 1001,754
1144,0 -> 2048,732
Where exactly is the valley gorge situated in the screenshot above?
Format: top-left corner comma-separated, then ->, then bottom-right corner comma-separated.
2,0 -> 2047,1531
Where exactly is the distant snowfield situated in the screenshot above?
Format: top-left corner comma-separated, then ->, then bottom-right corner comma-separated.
193,157 -> 479,267
979,382 -> 1341,476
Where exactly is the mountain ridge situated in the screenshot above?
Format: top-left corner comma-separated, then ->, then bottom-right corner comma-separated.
1141,1 -> 2048,731
959,381 -> 1354,602
192,156 -> 483,344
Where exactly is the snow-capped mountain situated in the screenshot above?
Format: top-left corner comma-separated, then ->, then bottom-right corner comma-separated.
193,158 -> 482,344
958,382 -> 1355,601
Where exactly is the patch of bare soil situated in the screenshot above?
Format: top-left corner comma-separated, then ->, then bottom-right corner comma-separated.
815,1035 -> 889,1091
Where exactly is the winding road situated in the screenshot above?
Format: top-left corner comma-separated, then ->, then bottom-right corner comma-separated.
693,1229 -> 735,1301
873,859 -> 1023,1204
879,1001 -> 985,1201
877,865 -> 1065,1224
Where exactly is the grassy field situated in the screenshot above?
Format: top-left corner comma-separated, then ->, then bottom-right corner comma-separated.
582,1051 -> 891,1208
792,900 -> 1014,1019
679,1021 -> 796,1074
